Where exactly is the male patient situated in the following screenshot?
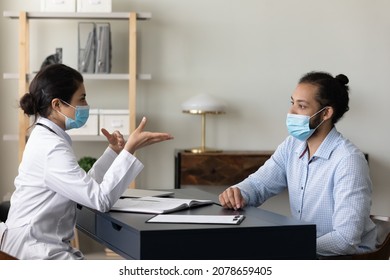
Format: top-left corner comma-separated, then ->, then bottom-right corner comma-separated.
219,71 -> 377,257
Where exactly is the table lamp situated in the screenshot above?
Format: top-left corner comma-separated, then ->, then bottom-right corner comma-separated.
181,94 -> 226,153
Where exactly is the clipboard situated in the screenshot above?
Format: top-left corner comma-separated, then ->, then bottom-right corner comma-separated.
146,214 -> 245,225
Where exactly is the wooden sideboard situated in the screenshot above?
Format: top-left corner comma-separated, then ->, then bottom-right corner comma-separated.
174,150 -> 273,188
174,150 -> 369,189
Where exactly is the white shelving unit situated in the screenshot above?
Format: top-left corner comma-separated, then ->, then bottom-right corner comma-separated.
3,11 -> 151,160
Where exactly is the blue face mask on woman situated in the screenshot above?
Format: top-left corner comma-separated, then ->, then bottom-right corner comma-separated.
57,100 -> 90,130
286,107 -> 328,141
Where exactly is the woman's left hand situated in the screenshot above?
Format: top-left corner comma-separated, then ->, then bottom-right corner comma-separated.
101,128 -> 125,154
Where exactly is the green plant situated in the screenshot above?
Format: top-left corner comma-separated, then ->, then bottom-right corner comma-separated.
78,156 -> 97,172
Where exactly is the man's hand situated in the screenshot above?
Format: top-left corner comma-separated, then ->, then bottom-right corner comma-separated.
219,186 -> 246,210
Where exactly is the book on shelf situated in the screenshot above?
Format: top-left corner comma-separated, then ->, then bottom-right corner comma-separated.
110,196 -> 214,214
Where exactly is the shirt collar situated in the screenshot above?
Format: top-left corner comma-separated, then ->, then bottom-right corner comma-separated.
295,139 -> 308,159
37,117 -> 72,145
313,127 -> 340,160
294,127 -> 340,161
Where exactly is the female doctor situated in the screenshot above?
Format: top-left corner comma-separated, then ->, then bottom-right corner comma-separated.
0,64 -> 173,259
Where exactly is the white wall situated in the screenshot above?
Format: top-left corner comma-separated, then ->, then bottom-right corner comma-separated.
1,0 -> 389,217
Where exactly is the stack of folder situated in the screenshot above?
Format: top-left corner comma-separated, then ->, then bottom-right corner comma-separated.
78,22 -> 111,73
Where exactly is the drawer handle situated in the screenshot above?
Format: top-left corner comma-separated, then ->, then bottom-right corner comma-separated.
111,222 -> 122,231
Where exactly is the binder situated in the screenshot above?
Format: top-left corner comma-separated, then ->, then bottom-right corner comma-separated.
78,22 -> 112,73
78,22 -> 96,73
95,23 -> 111,73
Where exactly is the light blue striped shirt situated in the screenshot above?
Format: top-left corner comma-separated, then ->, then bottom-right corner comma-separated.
237,127 -> 377,256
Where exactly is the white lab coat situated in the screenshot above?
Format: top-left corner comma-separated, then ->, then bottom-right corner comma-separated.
0,117 -> 143,259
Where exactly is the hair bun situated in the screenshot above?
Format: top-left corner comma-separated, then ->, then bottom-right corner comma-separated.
335,74 -> 349,85
19,92 -> 36,116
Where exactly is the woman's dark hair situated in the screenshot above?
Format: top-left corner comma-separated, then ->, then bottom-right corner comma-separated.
19,63 -> 83,123
299,71 -> 349,124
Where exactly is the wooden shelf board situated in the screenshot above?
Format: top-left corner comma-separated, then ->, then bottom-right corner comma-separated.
3,73 -> 151,81
3,11 -> 151,20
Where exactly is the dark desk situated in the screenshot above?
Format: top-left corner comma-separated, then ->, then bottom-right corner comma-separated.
76,188 -> 316,260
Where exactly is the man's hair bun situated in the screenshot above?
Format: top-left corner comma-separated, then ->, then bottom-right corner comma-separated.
335,74 -> 349,85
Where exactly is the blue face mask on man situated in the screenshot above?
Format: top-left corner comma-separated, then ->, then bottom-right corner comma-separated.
57,100 -> 90,130
286,107 -> 328,141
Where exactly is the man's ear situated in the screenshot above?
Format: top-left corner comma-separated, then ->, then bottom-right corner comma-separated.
323,106 -> 334,121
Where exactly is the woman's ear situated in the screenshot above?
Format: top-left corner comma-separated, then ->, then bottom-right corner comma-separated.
51,98 -> 61,110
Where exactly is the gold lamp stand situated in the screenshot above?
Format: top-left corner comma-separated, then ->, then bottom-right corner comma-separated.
181,93 -> 226,154
185,112 -> 223,153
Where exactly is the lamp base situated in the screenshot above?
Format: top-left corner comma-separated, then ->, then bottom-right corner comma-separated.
184,147 -> 223,154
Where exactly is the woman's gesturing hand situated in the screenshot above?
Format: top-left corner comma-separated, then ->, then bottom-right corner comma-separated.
125,117 -> 174,154
101,128 -> 126,154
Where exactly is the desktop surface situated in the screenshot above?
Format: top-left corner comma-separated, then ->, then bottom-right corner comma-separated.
76,188 -> 316,260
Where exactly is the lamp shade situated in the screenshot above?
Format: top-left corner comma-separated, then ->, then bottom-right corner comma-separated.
181,94 -> 226,114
